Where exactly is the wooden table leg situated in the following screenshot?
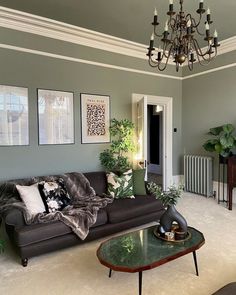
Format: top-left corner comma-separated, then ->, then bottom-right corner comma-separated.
192,251 -> 199,276
228,185 -> 233,210
108,268 -> 112,278
139,271 -> 142,295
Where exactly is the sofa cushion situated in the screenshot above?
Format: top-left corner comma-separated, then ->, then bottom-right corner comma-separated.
91,209 -> 108,228
38,178 -> 71,213
106,169 -> 134,199
15,209 -> 108,246
105,195 -> 164,224
83,172 -> 107,196
16,183 -> 46,215
132,169 -> 146,195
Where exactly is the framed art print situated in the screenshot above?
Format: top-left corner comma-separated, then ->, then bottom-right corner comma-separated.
80,93 -> 110,144
37,89 -> 74,145
0,85 -> 29,146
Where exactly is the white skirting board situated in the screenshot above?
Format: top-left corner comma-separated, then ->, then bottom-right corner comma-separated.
172,175 -> 236,204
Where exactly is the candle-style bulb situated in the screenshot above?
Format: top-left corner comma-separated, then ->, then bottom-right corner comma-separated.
169,0 -> 173,4
207,8 -> 211,15
205,23 -> 210,30
214,30 -> 218,38
199,0 -> 204,9
187,20 -> 191,27
151,33 -> 154,40
164,21 -> 168,32
154,8 -> 157,16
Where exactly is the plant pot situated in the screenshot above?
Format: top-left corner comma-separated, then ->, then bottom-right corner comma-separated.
158,205 -> 188,234
219,153 -> 234,164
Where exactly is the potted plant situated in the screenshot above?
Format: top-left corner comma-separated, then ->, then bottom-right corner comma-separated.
147,182 -> 187,240
99,118 -> 135,174
203,124 -> 236,161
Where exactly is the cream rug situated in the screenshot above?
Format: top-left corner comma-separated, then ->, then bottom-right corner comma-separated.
0,193 -> 236,295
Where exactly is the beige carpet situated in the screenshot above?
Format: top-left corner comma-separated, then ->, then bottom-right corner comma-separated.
0,193 -> 236,295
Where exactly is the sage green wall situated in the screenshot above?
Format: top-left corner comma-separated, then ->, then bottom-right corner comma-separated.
0,28 -> 182,181
182,51 -> 236,178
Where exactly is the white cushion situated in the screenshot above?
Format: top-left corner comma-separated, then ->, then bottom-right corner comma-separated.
16,184 -> 45,215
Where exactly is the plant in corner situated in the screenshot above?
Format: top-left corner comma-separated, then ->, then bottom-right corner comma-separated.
99,118 -> 135,174
147,182 -> 188,240
203,124 -> 236,158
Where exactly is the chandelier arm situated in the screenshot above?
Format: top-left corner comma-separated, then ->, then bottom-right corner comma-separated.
191,17 -> 205,36
148,53 -> 170,71
193,38 -> 215,61
190,12 -> 202,28
163,42 -> 173,59
161,40 -> 169,58
193,40 -> 213,65
156,58 -> 169,71
169,15 -> 177,31
154,26 -> 163,38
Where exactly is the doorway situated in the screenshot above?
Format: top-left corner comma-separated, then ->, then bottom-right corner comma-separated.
147,104 -> 163,187
132,93 -> 173,190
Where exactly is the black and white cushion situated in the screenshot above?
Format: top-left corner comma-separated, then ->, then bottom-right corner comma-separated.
38,178 -> 71,213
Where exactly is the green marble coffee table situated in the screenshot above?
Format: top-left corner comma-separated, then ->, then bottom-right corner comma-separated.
97,225 -> 205,295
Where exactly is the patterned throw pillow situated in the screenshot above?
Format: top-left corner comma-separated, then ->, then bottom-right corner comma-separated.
38,178 -> 71,213
106,169 -> 134,199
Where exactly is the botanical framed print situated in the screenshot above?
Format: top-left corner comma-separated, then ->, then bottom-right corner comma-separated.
0,85 -> 29,146
80,93 -> 110,144
37,89 -> 74,145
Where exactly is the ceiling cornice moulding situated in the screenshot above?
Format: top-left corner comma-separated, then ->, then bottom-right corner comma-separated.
0,6 -> 146,59
0,6 -> 235,62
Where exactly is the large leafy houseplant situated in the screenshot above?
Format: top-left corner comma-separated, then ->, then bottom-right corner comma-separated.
100,118 -> 135,173
203,124 -> 236,158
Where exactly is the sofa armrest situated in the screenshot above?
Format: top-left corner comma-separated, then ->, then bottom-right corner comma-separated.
4,209 -> 25,228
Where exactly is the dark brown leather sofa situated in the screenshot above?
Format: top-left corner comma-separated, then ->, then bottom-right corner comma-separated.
2,171 -> 165,266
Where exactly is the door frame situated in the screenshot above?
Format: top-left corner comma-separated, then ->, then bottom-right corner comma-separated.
132,93 -> 173,190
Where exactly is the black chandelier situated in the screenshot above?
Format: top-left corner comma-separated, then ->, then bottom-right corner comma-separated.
147,0 -> 220,71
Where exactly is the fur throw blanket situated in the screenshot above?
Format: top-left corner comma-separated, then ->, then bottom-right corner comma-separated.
0,172 -> 113,240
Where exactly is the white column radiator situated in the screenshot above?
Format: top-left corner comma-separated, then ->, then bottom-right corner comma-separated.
184,155 -> 213,197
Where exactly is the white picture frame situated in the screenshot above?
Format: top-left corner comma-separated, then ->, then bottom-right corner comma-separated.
80,93 -> 110,144
37,89 -> 74,145
0,85 -> 29,146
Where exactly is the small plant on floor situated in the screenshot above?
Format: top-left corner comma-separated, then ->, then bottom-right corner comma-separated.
147,182 -> 184,207
203,124 -> 236,158
99,118 -> 135,174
